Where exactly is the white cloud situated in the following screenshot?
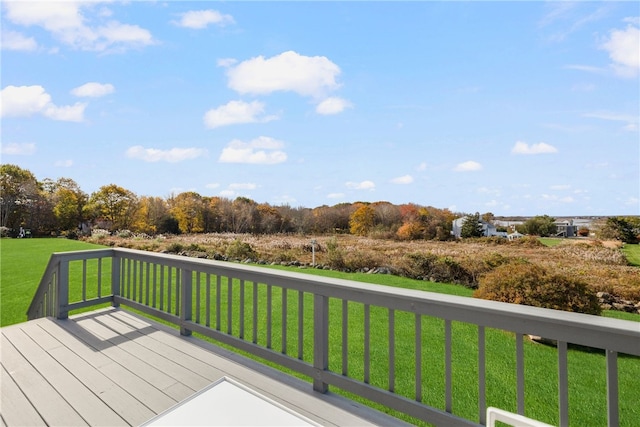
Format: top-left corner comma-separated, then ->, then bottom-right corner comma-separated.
0,142 -> 36,155
583,111 -> 638,132
1,30 -> 37,51
229,183 -> 257,190
453,161 -> 483,172
542,194 -> 575,203
511,141 -> 558,155
54,159 -> 73,167
346,180 -> 375,190
219,136 -> 287,164
203,100 -> 277,128
126,146 -> 208,163
205,183 -> 220,189
226,50 -> 341,98
550,184 -> 571,191
600,22 -> 640,77
390,175 -> 413,184
173,10 -> 234,29
417,162 -> 427,171
0,85 -> 86,122
327,193 -> 345,199
71,82 -> 114,97
316,97 -> 352,115
3,1 -> 154,53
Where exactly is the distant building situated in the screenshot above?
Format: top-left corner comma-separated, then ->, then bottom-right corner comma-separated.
554,220 -> 578,237
451,217 -> 504,238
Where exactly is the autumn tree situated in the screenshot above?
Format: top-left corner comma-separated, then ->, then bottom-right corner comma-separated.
133,196 -> 169,234
349,203 -> 375,236
48,178 -> 88,232
87,184 -> 139,231
168,192 -> 206,234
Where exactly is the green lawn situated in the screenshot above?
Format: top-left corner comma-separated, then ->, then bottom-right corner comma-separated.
0,238 -> 106,326
2,238 -> 639,426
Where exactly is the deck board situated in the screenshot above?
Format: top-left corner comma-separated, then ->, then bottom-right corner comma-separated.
1,308 -> 410,427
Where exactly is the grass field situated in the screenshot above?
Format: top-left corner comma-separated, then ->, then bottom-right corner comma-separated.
1,238 -> 639,426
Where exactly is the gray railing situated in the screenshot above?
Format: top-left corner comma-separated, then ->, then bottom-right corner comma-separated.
28,248 -> 640,427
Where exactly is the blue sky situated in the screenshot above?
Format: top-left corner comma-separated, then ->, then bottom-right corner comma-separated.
1,1 -> 638,216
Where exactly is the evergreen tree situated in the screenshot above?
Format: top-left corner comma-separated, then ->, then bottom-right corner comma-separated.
460,212 -> 484,238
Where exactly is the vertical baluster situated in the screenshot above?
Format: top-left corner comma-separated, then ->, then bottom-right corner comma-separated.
195,272 -> 201,324
252,282 -> 258,343
516,333 -> 525,415
82,259 -> 87,302
152,264 -> 157,308
167,266 -> 172,314
159,265 -> 165,311
239,279 -> 245,339
281,288 -> 287,354
606,350 -> 619,427
297,290 -> 304,360
389,308 -> 395,393
97,258 -> 102,298
364,303 -> 370,384
132,260 -> 138,302
266,285 -> 272,349
145,262 -> 150,306
313,294 -> 329,393
558,341 -> 569,427
136,261 -> 141,303
215,275 -> 221,330
445,319 -> 452,413
205,274 -> 211,327
478,326 -> 486,425
342,299 -> 348,376
227,277 -> 233,335
180,268 -> 192,336
415,313 -> 422,402
175,268 -> 181,316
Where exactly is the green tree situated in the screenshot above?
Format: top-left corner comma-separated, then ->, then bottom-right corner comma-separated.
460,212 -> 483,238
519,215 -> 557,237
597,217 -> 638,244
0,164 -> 40,231
87,184 -> 138,231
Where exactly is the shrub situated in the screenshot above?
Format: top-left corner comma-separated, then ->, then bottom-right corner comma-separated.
165,242 -> 184,253
474,263 -> 601,315
225,239 -> 257,260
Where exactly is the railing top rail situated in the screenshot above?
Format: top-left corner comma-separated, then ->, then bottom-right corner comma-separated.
58,247 -> 640,355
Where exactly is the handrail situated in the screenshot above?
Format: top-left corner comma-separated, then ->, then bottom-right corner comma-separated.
28,247 -> 640,426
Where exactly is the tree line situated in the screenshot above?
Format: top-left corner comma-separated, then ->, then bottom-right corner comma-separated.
1,164 -> 459,239
3,164 -> 637,243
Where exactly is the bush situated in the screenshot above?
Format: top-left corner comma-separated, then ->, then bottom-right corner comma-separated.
225,239 -> 257,260
474,263 -> 601,315
165,242 -> 184,253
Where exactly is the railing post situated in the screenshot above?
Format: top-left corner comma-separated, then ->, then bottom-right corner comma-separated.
313,294 -> 329,393
180,268 -> 192,336
56,259 -> 69,320
111,255 -> 121,308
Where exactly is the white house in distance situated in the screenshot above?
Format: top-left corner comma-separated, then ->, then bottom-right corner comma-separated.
451,217 -> 507,239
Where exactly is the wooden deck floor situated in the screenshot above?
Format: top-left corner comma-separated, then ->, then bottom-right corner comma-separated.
1,307 -> 409,427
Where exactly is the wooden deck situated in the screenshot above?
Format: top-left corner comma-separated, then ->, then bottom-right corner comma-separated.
1,307 -> 409,427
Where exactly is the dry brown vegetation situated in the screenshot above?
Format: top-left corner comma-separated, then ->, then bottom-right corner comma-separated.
87,233 -> 640,302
